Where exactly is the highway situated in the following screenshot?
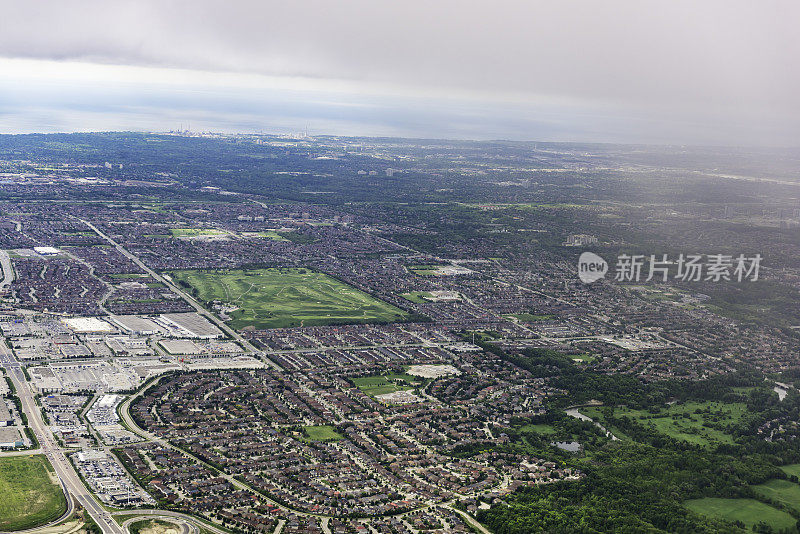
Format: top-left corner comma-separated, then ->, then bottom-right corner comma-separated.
0,343 -> 124,534
120,514 -> 195,534
75,218 -> 282,369
115,510 -> 232,534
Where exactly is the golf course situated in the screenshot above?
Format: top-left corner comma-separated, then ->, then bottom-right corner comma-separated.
170,267 -> 409,330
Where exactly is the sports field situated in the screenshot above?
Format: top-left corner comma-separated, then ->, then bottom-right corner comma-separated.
351,373 -> 422,397
684,497 -> 796,531
171,267 -> 408,330
303,425 -> 344,442
0,455 -> 67,531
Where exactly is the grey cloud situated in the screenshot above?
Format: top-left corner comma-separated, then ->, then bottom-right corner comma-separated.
0,1 -> 798,144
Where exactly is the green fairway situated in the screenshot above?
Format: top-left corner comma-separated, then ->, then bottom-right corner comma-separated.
586,401 -> 747,446
753,479 -> 800,513
684,498 -> 796,531
170,267 -> 409,330
303,425 -> 344,442
0,455 -> 67,531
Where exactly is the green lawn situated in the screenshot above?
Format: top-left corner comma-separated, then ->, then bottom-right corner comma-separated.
518,423 -> 557,435
0,455 -> 67,531
170,267 -> 409,330
684,498 -> 796,531
352,373 -> 421,397
400,291 -> 434,303
587,401 -> 746,446
569,354 -> 596,364
753,479 -> 800,513
170,228 -> 227,237
259,231 -> 289,241
780,464 -> 800,478
278,231 -> 317,244
303,425 -> 344,442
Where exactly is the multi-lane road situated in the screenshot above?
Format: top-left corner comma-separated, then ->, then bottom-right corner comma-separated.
76,219 -> 264,354
0,342 -> 124,534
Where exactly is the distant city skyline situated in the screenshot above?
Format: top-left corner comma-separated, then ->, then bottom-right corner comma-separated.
1,1 -> 798,146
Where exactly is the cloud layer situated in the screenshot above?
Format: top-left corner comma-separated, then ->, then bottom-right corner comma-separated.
1,1 -> 798,144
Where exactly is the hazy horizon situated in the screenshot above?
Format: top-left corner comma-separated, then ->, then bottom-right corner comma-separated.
1,1 -> 798,146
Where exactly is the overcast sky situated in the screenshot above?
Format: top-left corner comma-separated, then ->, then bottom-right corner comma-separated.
0,0 -> 798,145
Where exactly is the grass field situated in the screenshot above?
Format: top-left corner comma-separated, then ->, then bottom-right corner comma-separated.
0,455 -> 67,531
504,313 -> 556,322
569,354 -> 596,364
170,228 -> 228,238
684,498 -> 796,531
583,401 -> 747,446
753,479 -> 800,513
400,291 -> 434,303
170,267 -> 409,330
303,425 -> 344,442
352,373 -> 421,397
258,231 -> 289,241
781,464 -> 800,478
518,423 -> 557,435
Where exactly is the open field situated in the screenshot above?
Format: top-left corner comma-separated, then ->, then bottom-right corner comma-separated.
258,230 -> 289,241
400,291 -> 434,303
303,425 -> 344,442
351,373 -> 421,397
583,401 -> 748,446
171,267 -> 409,330
780,464 -> 800,478
518,423 -> 557,435
0,455 -> 67,531
684,497 -> 796,531
753,479 -> 800,513
169,228 -> 228,238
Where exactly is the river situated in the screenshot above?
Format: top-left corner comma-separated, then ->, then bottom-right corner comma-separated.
565,407 -> 619,440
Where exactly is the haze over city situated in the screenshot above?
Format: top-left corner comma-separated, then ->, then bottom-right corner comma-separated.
1,0 -> 799,145
2,3 -> 800,534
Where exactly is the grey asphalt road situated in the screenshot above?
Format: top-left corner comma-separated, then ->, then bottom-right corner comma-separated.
0,343 -> 124,534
